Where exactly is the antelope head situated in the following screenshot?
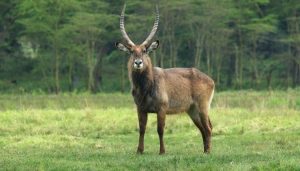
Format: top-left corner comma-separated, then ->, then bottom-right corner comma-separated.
115,4 -> 159,72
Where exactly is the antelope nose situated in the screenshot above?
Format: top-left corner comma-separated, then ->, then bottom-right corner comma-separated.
134,59 -> 143,65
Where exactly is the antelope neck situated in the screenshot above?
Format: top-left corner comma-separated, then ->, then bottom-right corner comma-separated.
131,67 -> 154,93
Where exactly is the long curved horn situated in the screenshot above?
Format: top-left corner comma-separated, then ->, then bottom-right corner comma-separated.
120,4 -> 135,46
141,5 -> 159,46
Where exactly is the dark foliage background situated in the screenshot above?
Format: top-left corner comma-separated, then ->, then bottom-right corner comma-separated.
0,0 -> 300,93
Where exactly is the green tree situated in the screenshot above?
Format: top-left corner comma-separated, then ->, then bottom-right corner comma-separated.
17,0 -> 79,93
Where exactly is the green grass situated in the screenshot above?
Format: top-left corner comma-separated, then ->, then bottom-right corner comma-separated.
0,90 -> 300,170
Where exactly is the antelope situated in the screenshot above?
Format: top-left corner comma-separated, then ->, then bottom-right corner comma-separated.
115,5 -> 215,154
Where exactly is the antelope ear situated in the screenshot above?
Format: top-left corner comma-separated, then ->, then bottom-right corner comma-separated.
146,40 -> 159,53
115,42 -> 130,53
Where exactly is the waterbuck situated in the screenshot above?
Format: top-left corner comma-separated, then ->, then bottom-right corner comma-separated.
115,5 -> 215,154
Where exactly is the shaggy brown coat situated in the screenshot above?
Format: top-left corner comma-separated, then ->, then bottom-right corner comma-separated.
116,5 -> 214,154
125,45 -> 215,154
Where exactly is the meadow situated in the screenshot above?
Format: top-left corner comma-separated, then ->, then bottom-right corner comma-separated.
0,90 -> 300,170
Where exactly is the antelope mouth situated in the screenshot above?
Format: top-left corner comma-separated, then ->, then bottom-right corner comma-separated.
134,64 -> 144,70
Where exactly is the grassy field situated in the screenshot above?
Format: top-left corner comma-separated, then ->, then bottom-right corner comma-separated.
0,90 -> 300,170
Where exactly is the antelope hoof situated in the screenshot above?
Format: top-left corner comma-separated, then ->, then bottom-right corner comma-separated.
159,150 -> 165,155
136,148 -> 144,154
204,148 -> 211,154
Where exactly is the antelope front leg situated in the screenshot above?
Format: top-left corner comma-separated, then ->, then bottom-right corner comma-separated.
137,111 -> 148,154
157,111 -> 166,154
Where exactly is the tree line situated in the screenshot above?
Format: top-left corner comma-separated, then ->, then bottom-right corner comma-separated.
0,0 -> 300,93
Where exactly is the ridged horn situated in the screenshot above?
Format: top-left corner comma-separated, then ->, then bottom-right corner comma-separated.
141,5 -> 159,46
120,4 -> 135,46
